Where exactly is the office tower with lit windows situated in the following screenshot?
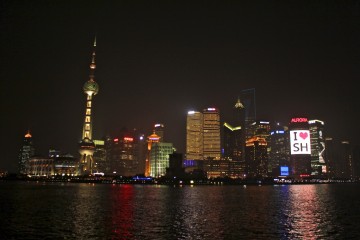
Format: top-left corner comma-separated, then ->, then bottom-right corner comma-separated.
186,110 -> 203,161
93,139 -> 106,174
223,122 -> 243,178
245,136 -> 268,179
288,117 -> 312,178
18,131 -> 35,175
145,131 -> 160,176
149,142 -> 174,178
78,38 -> 99,175
309,119 -> 326,177
110,131 -> 137,176
223,122 -> 242,161
240,88 -> 256,141
269,123 -> 289,176
202,107 -> 221,160
154,123 -> 165,142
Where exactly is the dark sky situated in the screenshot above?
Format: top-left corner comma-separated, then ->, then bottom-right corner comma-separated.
1,0 -> 360,173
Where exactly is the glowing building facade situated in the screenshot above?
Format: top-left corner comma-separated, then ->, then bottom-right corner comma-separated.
245,136 -> 268,178
149,142 -> 174,178
186,111 -> 203,161
78,38 -> 99,175
145,132 -> 160,176
202,108 -> 221,160
289,117 -> 312,178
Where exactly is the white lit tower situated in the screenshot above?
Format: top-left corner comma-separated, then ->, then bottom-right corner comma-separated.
79,37 -> 99,175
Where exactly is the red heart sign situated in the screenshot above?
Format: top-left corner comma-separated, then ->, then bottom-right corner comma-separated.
299,132 -> 308,140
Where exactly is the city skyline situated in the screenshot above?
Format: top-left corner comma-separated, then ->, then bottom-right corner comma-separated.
1,1 -> 360,173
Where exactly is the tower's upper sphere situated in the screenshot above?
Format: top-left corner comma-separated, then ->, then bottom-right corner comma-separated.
83,80 -> 99,95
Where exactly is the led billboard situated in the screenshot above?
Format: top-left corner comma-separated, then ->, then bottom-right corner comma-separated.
280,166 -> 289,176
290,130 -> 311,155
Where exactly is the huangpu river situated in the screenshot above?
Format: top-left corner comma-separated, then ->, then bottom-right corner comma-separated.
1,181 -> 360,239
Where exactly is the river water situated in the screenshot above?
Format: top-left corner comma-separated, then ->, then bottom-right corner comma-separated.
1,181 -> 360,239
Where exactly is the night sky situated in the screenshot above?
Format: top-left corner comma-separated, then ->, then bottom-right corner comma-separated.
1,1 -> 360,173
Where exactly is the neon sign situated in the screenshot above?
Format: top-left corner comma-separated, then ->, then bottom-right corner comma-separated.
124,137 -> 134,142
291,117 -> 308,123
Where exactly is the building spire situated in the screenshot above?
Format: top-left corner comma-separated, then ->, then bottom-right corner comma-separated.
89,36 -> 97,81
235,97 -> 244,109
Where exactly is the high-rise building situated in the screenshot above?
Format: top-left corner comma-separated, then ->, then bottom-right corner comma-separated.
249,120 -> 271,173
93,139 -> 106,174
245,136 -> 268,178
154,123 -> 165,142
222,122 -> 244,178
166,152 -> 185,178
133,132 -> 147,176
240,88 -> 256,141
78,38 -> 99,175
110,133 -> 136,177
149,142 -> 174,178
202,108 -> 221,160
145,131 -> 160,176
309,119 -> 326,177
186,111 -> 203,161
337,141 -> 353,179
269,123 -> 289,176
324,137 -> 335,178
222,122 -> 241,160
18,131 -> 35,175
288,117 -> 312,178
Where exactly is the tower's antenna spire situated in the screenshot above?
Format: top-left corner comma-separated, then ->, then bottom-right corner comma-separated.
89,36 -> 97,81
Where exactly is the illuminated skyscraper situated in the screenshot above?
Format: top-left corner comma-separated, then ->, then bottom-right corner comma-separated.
78,38 -> 99,175
245,136 -> 268,178
18,131 -> 35,175
288,117 -> 312,178
110,134 -> 136,176
269,123 -> 289,176
150,142 -> 174,177
309,119 -> 326,177
203,107 -> 221,160
186,111 -> 203,161
145,131 -> 160,176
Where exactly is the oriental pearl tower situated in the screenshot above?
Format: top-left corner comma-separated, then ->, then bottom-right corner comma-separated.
78,37 -> 99,176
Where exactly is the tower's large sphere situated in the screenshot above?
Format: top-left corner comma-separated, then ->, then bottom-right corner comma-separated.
83,80 -> 99,95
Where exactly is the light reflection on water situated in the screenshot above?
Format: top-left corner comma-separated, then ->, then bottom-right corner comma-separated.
1,182 -> 360,239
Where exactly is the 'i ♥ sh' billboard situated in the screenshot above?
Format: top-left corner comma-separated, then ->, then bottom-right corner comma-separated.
290,130 -> 311,155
